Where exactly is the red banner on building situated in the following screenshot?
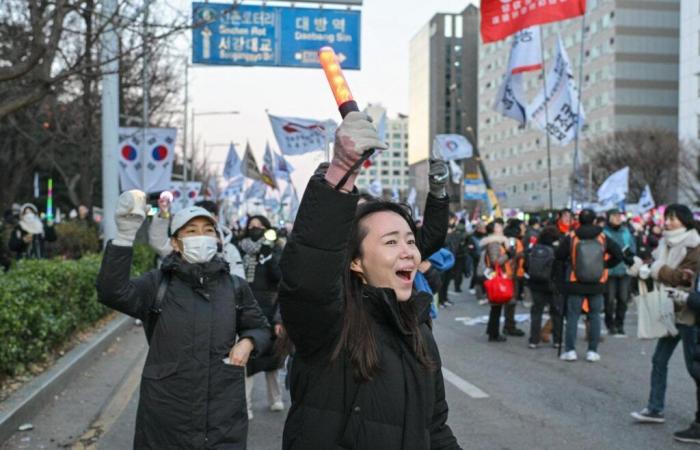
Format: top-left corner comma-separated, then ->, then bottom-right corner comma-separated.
480,0 -> 586,43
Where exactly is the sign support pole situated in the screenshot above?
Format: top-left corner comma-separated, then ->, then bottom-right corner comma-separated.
101,0 -> 119,243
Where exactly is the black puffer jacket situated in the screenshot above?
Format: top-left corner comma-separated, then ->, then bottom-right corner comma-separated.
555,225 -> 625,296
279,177 -> 460,450
238,241 -> 283,375
97,244 -> 271,449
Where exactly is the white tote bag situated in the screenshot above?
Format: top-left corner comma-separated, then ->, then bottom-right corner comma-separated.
636,280 -> 679,339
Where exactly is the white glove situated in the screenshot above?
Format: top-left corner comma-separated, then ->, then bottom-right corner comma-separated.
113,190 -> 148,247
325,112 -> 388,191
627,256 -> 644,277
638,264 -> 651,280
667,288 -> 689,306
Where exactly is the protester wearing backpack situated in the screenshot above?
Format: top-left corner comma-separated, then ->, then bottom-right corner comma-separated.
525,226 -> 562,349
603,208 -> 636,336
555,209 -> 629,362
97,192 -> 271,449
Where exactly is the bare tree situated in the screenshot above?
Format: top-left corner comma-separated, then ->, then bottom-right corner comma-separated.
585,128 -> 680,205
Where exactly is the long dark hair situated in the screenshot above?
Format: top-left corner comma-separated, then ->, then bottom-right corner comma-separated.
331,201 -> 434,382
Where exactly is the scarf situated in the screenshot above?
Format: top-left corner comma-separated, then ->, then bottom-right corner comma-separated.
19,212 -> 44,235
651,228 -> 700,326
651,228 -> 700,277
239,237 -> 263,283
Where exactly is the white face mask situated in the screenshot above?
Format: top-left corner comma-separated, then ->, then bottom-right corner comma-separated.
180,236 -> 218,264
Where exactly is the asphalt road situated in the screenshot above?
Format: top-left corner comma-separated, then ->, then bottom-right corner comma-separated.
2,284 -> 697,449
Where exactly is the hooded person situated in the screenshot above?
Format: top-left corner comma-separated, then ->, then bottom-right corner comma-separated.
8,203 -> 56,260
97,190 -> 272,449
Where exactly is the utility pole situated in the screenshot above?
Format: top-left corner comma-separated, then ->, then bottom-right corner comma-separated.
183,59 -> 189,182
100,0 -> 119,242
141,0 -> 150,191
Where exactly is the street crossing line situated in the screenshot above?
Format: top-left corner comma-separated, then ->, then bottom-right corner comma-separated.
441,367 -> 489,399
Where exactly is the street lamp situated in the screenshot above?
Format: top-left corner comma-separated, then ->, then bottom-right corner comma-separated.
187,110 -> 240,181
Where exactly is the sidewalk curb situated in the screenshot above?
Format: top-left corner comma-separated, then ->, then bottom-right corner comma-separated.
0,313 -> 132,445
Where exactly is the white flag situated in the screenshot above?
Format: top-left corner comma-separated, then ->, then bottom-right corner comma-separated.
597,167 -> 629,205
274,152 -> 294,182
369,179 -> 383,198
493,73 -> 529,126
509,27 -> 543,74
407,187 -> 417,207
245,180 -> 267,200
118,127 -> 177,193
449,159 -> 463,185
528,38 -> 585,145
168,181 -> 202,213
391,186 -> 400,202
493,27 -> 542,126
434,134 -> 473,161
268,114 -> 337,156
223,143 -> 241,180
639,185 -> 655,213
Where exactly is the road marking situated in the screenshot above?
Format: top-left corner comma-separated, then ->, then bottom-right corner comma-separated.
442,367 -> 489,399
71,351 -> 146,450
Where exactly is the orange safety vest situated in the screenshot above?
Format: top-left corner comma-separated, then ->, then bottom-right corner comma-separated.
515,239 -> 525,278
485,244 -> 514,279
569,233 -> 609,284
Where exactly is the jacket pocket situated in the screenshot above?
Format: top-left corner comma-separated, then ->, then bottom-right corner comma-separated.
142,361 -> 179,380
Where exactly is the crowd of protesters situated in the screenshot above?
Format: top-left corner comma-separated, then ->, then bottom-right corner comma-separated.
2,109 -> 687,448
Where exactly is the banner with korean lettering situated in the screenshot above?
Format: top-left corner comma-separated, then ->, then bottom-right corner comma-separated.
268,114 -> 337,156
118,127 -> 176,193
528,38 -> 585,145
481,0 -> 586,43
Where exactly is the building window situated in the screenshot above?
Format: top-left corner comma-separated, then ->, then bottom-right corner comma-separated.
455,15 -> 463,38
393,170 -> 400,176
444,15 -> 452,37
381,170 -> 389,176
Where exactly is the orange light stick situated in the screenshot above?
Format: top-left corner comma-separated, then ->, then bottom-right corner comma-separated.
319,46 -> 375,189
319,46 -> 357,116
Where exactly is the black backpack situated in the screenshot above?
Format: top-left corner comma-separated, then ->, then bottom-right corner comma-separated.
526,244 -> 555,283
571,235 -> 606,284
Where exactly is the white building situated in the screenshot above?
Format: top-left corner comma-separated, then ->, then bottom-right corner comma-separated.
355,104 -> 410,198
678,0 -> 700,205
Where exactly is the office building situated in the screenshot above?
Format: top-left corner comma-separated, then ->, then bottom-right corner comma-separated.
355,104 -> 410,197
678,0 -> 700,205
478,0 -> 680,210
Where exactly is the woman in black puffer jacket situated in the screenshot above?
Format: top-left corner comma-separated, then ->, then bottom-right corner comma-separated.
279,111 -> 461,450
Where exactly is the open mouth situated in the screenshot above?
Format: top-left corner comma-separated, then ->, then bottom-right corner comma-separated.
396,270 -> 413,282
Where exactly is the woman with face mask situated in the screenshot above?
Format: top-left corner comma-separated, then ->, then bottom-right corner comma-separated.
8,203 -> 57,260
96,191 -> 271,449
237,214 -> 285,419
278,112 -> 461,450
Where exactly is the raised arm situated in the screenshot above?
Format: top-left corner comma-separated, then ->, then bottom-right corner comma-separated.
97,190 -> 156,320
418,159 -> 450,257
96,243 -> 158,320
279,111 -> 387,361
278,175 -> 359,359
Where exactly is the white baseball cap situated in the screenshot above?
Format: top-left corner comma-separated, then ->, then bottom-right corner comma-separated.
169,206 -> 216,237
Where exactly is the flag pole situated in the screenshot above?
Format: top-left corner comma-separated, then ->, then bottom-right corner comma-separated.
539,25 -> 554,212
571,12 -> 587,208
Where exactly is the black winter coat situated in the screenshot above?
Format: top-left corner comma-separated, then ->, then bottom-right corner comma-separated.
417,193 -> 451,258
97,244 -> 271,449
8,223 -> 56,259
238,242 -> 283,375
554,225 -> 625,296
279,177 -> 461,450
